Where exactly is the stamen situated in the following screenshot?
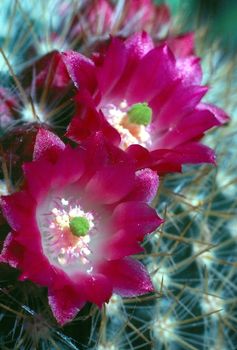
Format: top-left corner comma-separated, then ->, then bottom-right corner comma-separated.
102,100 -> 152,149
37,193 -> 101,273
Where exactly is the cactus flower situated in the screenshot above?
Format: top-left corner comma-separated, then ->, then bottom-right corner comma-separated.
63,32 -> 229,174
0,129 -> 162,325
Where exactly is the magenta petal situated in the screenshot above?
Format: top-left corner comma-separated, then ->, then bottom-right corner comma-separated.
77,273 -> 113,307
124,32 -> 154,58
52,146 -> 85,188
112,202 -> 162,239
19,251 -> 54,286
126,45 -> 175,103
66,90 -> 103,142
105,229 -> 144,260
48,285 -> 85,325
168,32 -> 195,58
101,258 -> 154,297
23,160 -> 54,200
155,85 -> 208,129
0,232 -> 52,287
199,103 -> 230,124
62,51 -> 96,92
125,168 -> 159,203
97,38 -> 128,98
125,31 -> 154,59
85,164 -> 135,204
34,51 -> 70,88
156,109 -> 221,148
156,142 -> 216,165
1,192 -> 35,231
33,128 -> 65,162
176,56 -> 202,85
77,132 -> 111,175
0,233 -> 24,268
67,92 -> 121,146
48,271 -> 113,325
78,132 -> 130,177
152,161 -> 182,174
126,144 -> 153,170
25,148 -> 83,198
99,114 -> 121,147
110,32 -> 155,99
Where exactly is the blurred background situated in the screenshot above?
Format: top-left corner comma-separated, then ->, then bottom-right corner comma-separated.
160,0 -> 237,55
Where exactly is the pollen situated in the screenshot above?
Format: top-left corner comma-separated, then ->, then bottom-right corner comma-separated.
37,194 -> 98,273
102,100 -> 152,149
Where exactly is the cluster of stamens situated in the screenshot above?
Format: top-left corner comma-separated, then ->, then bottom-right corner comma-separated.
102,100 -> 152,149
38,195 -> 96,274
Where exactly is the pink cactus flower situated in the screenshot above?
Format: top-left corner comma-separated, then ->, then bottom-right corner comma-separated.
62,32 -> 229,174
0,128 -> 162,325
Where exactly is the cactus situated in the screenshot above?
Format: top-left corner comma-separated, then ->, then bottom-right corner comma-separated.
0,1 -> 237,349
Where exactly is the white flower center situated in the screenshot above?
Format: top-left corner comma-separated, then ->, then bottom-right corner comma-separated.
102,100 -> 152,149
37,188 -> 106,275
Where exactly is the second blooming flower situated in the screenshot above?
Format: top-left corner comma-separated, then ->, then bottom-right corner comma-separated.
0,129 -> 162,325
62,32 -> 229,174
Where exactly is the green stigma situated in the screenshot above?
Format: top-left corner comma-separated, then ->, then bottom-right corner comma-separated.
127,102 -> 152,126
69,216 -> 90,237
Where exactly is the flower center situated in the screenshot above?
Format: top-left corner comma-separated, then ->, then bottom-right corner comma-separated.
69,216 -> 90,237
37,190 -> 106,274
127,102 -> 152,126
102,100 -> 152,149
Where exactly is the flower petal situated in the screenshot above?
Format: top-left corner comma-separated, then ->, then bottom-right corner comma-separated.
48,285 -> 85,325
32,51 -> 70,88
126,144 -> 153,170
125,31 -> 154,59
77,273 -> 113,307
105,229 -> 144,260
173,142 -> 216,164
62,51 -> 96,92
67,91 -> 121,146
152,142 -> 216,168
85,164 -> 135,205
153,85 -> 208,129
0,232 -> 24,268
155,109 -> 221,148
33,128 -> 65,162
176,56 -> 202,85
52,146 -> 85,189
0,192 -> 36,231
199,103 -> 230,124
111,202 -> 162,239
126,45 -> 176,103
125,168 -> 159,203
96,37 -> 128,98
23,160 -> 54,201
109,32 -> 154,99
101,258 -> 154,297
168,32 -> 195,58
